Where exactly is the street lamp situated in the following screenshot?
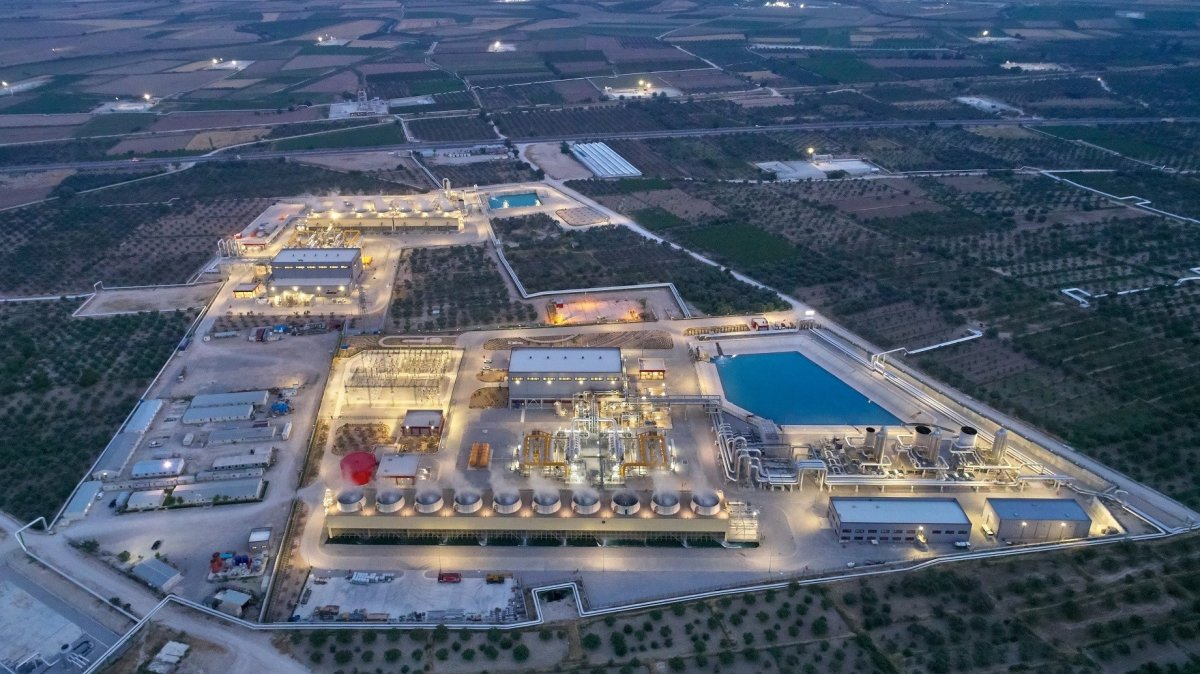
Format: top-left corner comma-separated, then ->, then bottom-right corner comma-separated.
806,147 -> 816,156
1,81 -> 10,96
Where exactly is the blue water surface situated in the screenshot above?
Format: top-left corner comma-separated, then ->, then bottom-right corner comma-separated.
488,192 -> 540,209
715,351 -> 902,426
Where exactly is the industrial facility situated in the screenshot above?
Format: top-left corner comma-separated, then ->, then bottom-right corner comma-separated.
507,347 -> 626,406
828,497 -> 972,545
982,498 -> 1093,542
267,247 -> 363,298
301,189 -> 466,232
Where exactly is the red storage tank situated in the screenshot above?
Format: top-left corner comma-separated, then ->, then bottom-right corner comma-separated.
340,452 -> 378,486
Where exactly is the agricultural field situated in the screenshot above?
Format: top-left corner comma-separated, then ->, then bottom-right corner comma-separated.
1054,170 -> 1200,220
270,121 -> 407,150
1034,123 -> 1200,169
407,116 -> 498,142
428,159 -> 540,186
491,213 -> 788,316
389,245 -> 538,332
574,168 -> 1200,506
0,299 -> 195,521
278,534 -> 1200,673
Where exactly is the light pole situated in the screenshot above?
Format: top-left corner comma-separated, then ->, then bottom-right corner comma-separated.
1,81 -> 10,96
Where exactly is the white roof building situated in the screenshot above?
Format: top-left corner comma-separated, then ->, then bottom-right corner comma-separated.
130,458 -> 186,479
509,347 -> 623,374
191,391 -> 269,409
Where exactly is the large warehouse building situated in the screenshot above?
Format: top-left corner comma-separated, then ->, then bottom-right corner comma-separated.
982,498 -> 1092,543
828,497 -> 971,544
268,248 -> 362,297
507,347 -> 625,406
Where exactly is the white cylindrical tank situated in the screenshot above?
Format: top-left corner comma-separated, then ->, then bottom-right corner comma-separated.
990,428 -> 1009,463
571,491 -> 600,515
533,492 -> 562,515
492,491 -> 521,515
453,491 -> 482,514
954,426 -> 978,450
651,492 -> 680,516
414,490 -> 444,514
612,492 -> 641,516
690,490 -> 722,516
336,489 -> 365,513
376,490 -> 404,513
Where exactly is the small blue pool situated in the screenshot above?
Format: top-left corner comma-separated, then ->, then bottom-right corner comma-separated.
715,351 -> 901,426
488,192 -> 540,209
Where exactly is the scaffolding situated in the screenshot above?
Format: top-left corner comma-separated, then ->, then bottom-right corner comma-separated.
345,348 -> 452,405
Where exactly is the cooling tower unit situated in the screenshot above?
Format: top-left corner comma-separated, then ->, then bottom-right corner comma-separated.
863,427 -> 878,449
376,490 -> 404,514
955,426 -> 978,450
453,491 -> 482,514
533,492 -> 562,515
691,491 -> 722,516
612,492 -> 641,516
572,491 -> 601,515
414,490 -> 444,514
336,489 -> 365,513
651,492 -> 680,516
492,491 -> 521,515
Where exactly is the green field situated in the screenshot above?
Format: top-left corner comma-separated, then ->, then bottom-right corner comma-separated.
73,114 -> 158,138
271,122 -> 407,150
0,300 -> 195,521
794,54 -> 896,84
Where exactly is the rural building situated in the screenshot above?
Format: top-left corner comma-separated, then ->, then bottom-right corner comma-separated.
211,450 -> 273,471
171,478 -> 265,506
982,498 -> 1092,542
208,425 -> 283,446
213,589 -> 253,617
60,481 -> 103,525
130,458 -> 186,480
182,404 -> 254,425
125,489 -> 167,511
92,432 -> 141,481
637,357 -> 666,380
191,391 -> 270,409
131,558 -> 183,593
125,399 -> 163,434
508,347 -> 625,406
232,282 -> 263,299
268,247 -> 362,297
570,142 -> 642,178
377,454 -> 420,486
828,497 -> 971,544
401,409 -> 444,436
248,527 -> 272,555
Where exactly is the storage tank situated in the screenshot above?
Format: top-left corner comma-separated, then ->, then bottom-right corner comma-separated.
340,452 -> 377,486
690,490 -> 722,516
492,491 -> 521,515
651,492 -> 680,516
336,489 -> 365,513
533,492 -> 562,515
571,491 -> 600,515
453,491 -> 483,514
612,492 -> 641,516
990,428 -> 1009,464
872,426 -> 887,459
376,490 -> 404,514
954,426 -> 978,450
863,427 -> 878,450
414,490 -> 444,514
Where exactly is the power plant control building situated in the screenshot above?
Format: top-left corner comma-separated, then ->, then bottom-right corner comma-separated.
828,497 -> 971,544
982,498 -> 1092,542
507,347 -> 624,406
268,248 -> 362,296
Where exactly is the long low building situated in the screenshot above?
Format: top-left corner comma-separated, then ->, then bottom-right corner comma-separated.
828,497 -> 971,544
570,142 -> 641,178
182,404 -> 254,425
130,458 -> 186,480
983,498 -> 1092,542
92,432 -> 141,481
191,391 -> 269,409
508,347 -> 625,406
171,478 -> 265,506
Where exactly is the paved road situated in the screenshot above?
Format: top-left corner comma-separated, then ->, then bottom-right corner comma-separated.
3,116 -> 1195,174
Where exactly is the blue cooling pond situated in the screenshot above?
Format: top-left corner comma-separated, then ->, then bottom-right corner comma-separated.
715,351 -> 902,426
488,192 -> 540,209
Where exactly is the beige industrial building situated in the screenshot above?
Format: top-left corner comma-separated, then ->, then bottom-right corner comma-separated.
268,248 -> 362,296
982,498 -> 1092,542
828,497 -> 971,544
508,347 -> 625,406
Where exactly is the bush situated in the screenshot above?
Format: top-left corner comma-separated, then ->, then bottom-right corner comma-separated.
333,650 -> 352,664
582,633 -> 602,651
384,649 -> 402,663
513,644 -> 530,662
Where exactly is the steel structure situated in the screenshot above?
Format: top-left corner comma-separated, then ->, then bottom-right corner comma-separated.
344,348 -> 452,405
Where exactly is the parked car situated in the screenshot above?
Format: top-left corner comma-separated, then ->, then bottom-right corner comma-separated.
437,572 -> 462,583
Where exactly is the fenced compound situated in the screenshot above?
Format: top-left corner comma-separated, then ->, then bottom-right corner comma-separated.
344,347 -> 454,405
